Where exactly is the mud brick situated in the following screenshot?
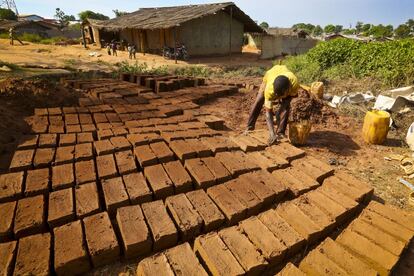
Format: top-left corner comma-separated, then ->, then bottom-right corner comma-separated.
66,124 -> 82,133
366,201 -> 414,231
247,151 -> 289,172
185,158 -> 216,188
169,139 -> 197,160
114,150 -> 137,175
291,156 -> 334,183
163,160 -> 193,193
200,136 -> 240,153
123,173 -> 153,204
48,188 -> 75,228
349,219 -> 406,256
49,124 -> 65,134
135,145 -> 158,167
272,167 -> 319,196
110,136 -> 132,152
59,133 -> 76,146
65,114 -> 79,125
25,168 -> 49,196
299,249 -> 348,275
360,209 -> 413,243
165,194 -> 203,240
194,232 -> 245,276
83,212 -> 120,267
77,132 -> 94,144
33,148 -> 55,168
75,183 -> 100,220
319,184 -> 359,213
0,241 -> 17,276
231,135 -> 266,152
97,129 -> 114,140
142,200 -> 178,251
165,243 -> 208,275
336,229 -> 399,275
35,108 -> 48,116
225,179 -> 263,216
17,135 -> 38,150
48,107 -> 62,115
219,226 -> 268,274
0,172 -> 24,203
144,164 -> 174,199
238,172 -> 279,206
93,113 -> 108,124
81,124 -> 96,132
94,139 -> 115,155
149,141 -> 174,163
305,190 -> 350,224
116,205 -> 152,259
186,139 -> 213,157
54,145 -> 75,165
0,201 -> 16,239
207,184 -> 247,224
276,263 -> 305,276
316,237 -> 377,276
127,133 -> 163,146
136,253 -> 174,276
79,114 -> 93,124
49,116 -> 63,126
198,115 -> 225,130
334,171 -> 374,202
14,233 -> 51,275
113,127 -> 128,136
216,151 -> 260,176
54,221 -> 91,275
276,202 -> 323,244
75,143 -> 93,161
102,177 -> 129,215
96,154 -> 118,180
258,209 -> 306,256
9,149 -> 34,171
186,189 -> 225,232
267,142 -> 306,162
31,121 -> 48,134
198,158 -> 229,183
293,197 -> 335,235
14,195 -> 45,238
75,160 -> 96,184
52,163 -> 75,190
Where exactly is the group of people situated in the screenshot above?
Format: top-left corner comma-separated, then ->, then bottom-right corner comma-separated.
106,41 -> 136,59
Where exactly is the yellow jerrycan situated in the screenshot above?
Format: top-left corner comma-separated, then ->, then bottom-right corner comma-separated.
362,110 -> 390,145
289,120 -> 312,146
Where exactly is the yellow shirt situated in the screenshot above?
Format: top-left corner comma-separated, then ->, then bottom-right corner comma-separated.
263,65 -> 299,108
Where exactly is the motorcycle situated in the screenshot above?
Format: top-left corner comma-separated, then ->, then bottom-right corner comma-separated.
162,44 -> 189,61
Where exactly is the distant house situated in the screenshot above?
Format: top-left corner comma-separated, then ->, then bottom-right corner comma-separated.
258,27 -> 318,59
0,20 -> 59,38
324,33 -> 371,42
18,14 -> 44,22
82,2 -> 264,56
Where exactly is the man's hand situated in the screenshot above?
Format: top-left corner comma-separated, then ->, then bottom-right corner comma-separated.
268,133 -> 277,146
265,109 -> 277,145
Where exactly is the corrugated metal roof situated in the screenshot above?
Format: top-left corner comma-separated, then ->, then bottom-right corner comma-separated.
97,2 -> 264,33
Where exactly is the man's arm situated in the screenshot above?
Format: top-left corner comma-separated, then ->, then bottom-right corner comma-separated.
265,103 -> 276,145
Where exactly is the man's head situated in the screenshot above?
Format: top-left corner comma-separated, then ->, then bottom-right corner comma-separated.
273,76 -> 290,97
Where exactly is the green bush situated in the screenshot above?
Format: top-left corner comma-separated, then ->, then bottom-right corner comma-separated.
284,38 -> 414,87
19,33 -> 42,43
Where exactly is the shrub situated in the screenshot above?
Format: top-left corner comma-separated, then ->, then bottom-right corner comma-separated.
283,55 -> 322,85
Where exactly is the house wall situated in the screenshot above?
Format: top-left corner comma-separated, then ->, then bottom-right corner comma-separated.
14,24 -> 55,38
261,35 -> 318,59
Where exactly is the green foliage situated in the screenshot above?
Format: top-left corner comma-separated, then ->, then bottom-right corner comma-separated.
259,22 -> 269,29
113,9 -> 128,18
395,24 -> 411,38
313,25 -> 323,36
292,23 -> 315,34
284,38 -> 414,87
0,8 -> 17,20
334,25 -> 343,34
79,10 -> 109,21
19,33 -> 42,43
343,29 -> 356,35
367,24 -> 393,39
324,24 -> 336,34
116,61 -> 168,75
54,8 -> 71,29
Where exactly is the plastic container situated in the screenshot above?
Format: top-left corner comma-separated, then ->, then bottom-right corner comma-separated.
310,81 -> 324,99
289,120 -> 312,146
362,110 -> 390,145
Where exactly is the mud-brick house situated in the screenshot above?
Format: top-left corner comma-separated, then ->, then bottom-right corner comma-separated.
82,2 -> 264,56
0,20 -> 59,38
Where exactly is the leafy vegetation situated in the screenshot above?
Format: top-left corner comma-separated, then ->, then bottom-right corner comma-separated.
0,8 -> 17,20
78,10 -> 109,21
54,8 -> 76,29
284,38 -> 414,87
113,9 -> 128,18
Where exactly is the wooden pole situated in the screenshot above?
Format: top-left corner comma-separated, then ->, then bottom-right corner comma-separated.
174,27 -> 178,64
81,25 -> 87,49
229,6 -> 233,60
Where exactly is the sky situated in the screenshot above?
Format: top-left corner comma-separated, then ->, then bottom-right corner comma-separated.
15,0 -> 414,28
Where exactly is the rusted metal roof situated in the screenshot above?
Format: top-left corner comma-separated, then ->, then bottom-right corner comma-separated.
97,2 -> 264,33
0,20 -> 58,30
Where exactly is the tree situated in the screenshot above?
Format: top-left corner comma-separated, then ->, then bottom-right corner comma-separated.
55,8 -> 71,29
406,19 -> 414,32
334,25 -> 343,34
64,15 -> 76,21
368,24 -> 393,38
113,9 -> 128,17
78,10 -> 109,21
362,24 -> 371,33
395,24 -> 411,38
292,23 -> 315,34
313,25 -> 323,36
259,22 -> 269,29
343,29 -> 356,35
324,24 -> 336,34
355,21 -> 363,34
0,8 -> 17,20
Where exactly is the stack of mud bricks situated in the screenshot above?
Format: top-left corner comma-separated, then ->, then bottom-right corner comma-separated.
1,77 -> 409,276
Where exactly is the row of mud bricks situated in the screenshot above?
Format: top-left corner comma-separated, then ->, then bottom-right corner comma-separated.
119,73 -> 206,94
